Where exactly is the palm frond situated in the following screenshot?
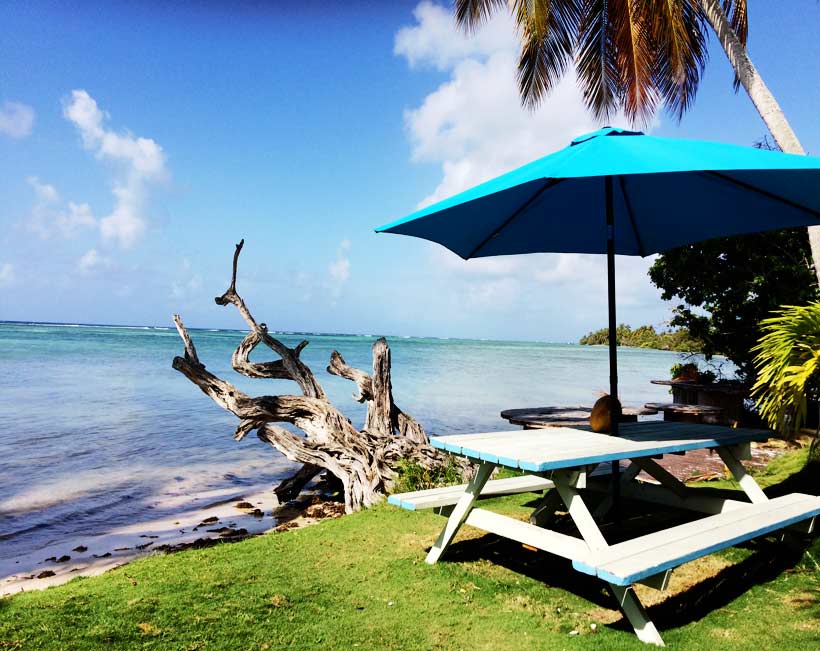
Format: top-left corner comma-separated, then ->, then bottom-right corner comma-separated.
454,0 -> 508,32
609,0 -> 657,126
722,0 -> 748,91
649,0 -> 709,120
723,0 -> 748,43
514,0 -> 582,108
576,0 -> 620,122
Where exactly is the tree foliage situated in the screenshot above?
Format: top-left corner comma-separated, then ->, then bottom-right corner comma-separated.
579,323 -> 703,352
648,229 -> 819,383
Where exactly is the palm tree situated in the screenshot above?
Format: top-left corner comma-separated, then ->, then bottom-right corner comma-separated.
453,0 -> 820,282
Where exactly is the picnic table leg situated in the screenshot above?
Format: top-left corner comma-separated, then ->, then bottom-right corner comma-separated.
425,461 -> 495,564
592,462 -> 642,520
716,446 -> 768,504
553,470 -> 608,550
529,488 -> 564,527
632,458 -> 687,497
609,584 -> 665,646
554,470 -> 665,646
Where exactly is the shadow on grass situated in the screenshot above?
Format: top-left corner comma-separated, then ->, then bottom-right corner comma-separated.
437,531 -> 812,635
765,460 -> 820,497
647,537 -> 811,631
432,486 -> 815,637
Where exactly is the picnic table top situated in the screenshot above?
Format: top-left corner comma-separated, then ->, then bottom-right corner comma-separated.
430,421 -> 770,472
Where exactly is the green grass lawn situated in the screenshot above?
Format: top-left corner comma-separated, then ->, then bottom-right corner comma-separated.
1,451 -> 818,650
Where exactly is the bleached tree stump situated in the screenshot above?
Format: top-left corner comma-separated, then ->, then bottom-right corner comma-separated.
172,240 -> 464,512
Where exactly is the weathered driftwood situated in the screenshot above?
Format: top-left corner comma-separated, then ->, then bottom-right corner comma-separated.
172,240 -> 462,512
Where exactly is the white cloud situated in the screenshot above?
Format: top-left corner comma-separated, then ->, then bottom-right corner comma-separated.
24,176 -> 98,239
77,248 -> 110,274
329,257 -> 350,283
399,10 -> 601,206
63,90 -> 167,248
327,239 -> 351,299
56,202 -> 96,237
395,3 -> 664,322
0,101 -> 34,138
25,176 -> 62,238
394,0 -> 513,70
28,176 -> 59,204
0,263 -> 16,287
171,257 -> 204,300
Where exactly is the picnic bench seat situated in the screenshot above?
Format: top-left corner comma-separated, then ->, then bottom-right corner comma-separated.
388,462 -> 633,511
388,474 -> 555,511
573,492 -> 820,586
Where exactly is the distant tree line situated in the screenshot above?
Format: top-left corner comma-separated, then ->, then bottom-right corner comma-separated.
579,324 -> 704,353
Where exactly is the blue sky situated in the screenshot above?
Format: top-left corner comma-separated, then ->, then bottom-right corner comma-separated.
1,0 -> 819,341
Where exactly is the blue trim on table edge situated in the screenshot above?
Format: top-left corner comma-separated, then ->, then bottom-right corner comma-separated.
387,495 -> 416,511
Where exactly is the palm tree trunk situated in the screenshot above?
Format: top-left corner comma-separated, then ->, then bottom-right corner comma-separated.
699,0 -> 820,285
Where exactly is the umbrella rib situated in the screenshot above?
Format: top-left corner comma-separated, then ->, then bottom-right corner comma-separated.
465,178 -> 564,259
617,175 -> 645,257
703,171 -> 820,220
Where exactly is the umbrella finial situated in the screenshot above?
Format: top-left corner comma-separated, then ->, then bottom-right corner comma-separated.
571,127 -> 644,146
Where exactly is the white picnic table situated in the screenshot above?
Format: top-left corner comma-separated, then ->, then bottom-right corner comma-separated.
389,421 -> 820,646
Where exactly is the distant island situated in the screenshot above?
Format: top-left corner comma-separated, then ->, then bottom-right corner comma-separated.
579,324 -> 704,353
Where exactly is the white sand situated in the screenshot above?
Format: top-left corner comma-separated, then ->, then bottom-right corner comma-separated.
1,485 -> 282,597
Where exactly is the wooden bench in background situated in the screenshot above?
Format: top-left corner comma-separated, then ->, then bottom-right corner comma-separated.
644,402 -> 726,424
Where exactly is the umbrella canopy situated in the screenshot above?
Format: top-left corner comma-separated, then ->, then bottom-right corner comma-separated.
376,127 -> 820,516
377,127 -> 820,259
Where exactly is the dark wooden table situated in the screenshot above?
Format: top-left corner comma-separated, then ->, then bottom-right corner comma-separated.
500,405 -> 658,429
650,380 -> 747,422
644,402 -> 726,424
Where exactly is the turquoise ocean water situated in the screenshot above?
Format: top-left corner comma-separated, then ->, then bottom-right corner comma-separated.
0,321 -> 711,559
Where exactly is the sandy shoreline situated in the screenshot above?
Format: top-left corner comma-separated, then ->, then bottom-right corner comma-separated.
1,484 -> 340,597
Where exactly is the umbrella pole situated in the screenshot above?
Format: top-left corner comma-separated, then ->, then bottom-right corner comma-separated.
605,175 -> 620,522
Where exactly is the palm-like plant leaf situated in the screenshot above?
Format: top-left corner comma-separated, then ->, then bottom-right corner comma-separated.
610,0 -> 658,125
453,0 -> 749,124
752,303 -> 820,436
649,0 -> 709,119
722,0 -> 748,90
515,0 -> 582,108
576,0 -> 620,121
454,0 -> 508,32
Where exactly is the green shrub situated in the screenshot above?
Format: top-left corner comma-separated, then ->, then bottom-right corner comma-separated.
752,302 -> 820,438
391,457 -> 464,493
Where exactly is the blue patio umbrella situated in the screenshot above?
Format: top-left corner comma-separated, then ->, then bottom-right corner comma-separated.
376,127 -> 820,504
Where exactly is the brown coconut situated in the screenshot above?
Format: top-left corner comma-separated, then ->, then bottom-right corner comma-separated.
590,394 -> 622,434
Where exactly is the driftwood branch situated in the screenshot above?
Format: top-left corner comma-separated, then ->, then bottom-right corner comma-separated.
173,314 -> 201,366
272,463 -> 324,503
172,241 -> 462,512
328,351 -> 373,402
212,240 -> 326,400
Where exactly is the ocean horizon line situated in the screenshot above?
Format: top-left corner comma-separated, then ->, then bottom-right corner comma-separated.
0,319 -> 579,347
